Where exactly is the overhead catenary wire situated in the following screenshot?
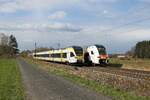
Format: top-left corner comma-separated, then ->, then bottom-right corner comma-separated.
99,5 -> 150,34
100,17 -> 150,34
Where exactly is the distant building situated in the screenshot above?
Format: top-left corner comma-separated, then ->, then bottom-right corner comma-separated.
0,33 -> 9,45
117,55 -> 126,58
109,54 -> 127,59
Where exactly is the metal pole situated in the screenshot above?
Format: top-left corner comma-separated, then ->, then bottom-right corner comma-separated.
35,42 -> 37,57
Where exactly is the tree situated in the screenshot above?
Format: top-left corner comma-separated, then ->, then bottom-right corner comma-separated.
33,47 -> 54,52
20,50 -> 32,57
0,45 -> 12,57
134,40 -> 150,58
0,34 -> 19,58
0,33 -> 9,45
9,35 -> 19,55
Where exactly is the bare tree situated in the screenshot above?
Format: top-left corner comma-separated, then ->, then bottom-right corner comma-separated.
0,33 -> 9,45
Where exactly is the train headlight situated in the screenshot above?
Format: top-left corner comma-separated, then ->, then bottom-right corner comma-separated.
98,55 -> 108,59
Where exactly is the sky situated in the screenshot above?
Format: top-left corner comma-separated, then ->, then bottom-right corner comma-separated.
0,0 -> 150,53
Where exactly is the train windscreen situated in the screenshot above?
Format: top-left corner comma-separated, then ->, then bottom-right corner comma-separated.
73,46 -> 83,56
95,45 -> 106,55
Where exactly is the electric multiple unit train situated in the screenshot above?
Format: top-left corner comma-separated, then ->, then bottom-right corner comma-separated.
33,46 -> 83,64
33,45 -> 109,65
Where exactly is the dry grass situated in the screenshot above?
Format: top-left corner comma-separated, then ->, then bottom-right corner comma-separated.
110,58 -> 150,71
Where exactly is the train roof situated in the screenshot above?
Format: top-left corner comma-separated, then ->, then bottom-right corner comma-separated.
95,44 -> 105,48
33,46 -> 82,54
59,46 -> 82,50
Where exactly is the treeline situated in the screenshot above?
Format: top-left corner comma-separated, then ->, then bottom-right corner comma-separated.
127,40 -> 150,58
134,40 -> 150,58
0,34 -> 18,58
20,47 -> 53,57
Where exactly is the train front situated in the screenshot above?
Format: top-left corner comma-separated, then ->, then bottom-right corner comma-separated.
72,46 -> 84,64
95,45 -> 109,64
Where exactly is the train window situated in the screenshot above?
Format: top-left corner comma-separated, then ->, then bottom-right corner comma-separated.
95,45 -> 105,49
57,54 -> 61,58
70,52 -> 75,57
98,48 -> 106,55
36,54 -> 41,57
52,53 -> 61,58
53,54 -> 56,58
91,51 -> 94,55
95,45 -> 106,55
62,53 -> 67,58
51,54 -> 54,57
36,54 -> 49,57
44,54 -> 49,57
73,46 -> 83,56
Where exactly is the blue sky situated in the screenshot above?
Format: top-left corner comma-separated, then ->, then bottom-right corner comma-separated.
0,0 -> 150,53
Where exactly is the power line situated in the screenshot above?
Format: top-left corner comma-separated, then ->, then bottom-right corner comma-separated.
100,17 -> 150,34
99,5 -> 150,34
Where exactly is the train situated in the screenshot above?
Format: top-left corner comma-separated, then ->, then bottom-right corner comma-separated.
33,46 -> 84,64
33,45 -> 109,65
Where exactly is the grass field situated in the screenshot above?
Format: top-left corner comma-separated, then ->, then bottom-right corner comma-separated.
0,59 -> 24,100
25,58 -> 150,100
109,58 -> 150,71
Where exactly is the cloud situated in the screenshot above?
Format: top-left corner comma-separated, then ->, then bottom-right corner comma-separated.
0,0 -> 52,13
103,10 -> 108,14
77,24 -> 150,44
0,0 -> 77,13
0,22 -> 82,32
0,2 -> 20,13
45,23 -> 82,32
138,0 -> 150,3
48,11 -> 66,20
86,0 -> 118,3
113,29 -> 150,41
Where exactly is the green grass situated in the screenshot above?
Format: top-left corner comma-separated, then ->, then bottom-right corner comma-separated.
25,58 -> 150,100
0,59 -> 24,100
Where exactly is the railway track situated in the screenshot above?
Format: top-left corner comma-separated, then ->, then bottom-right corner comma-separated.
39,60 -> 150,80
82,65 -> 150,80
33,59 -> 150,81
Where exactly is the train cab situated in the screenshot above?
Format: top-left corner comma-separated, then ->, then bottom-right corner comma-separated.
66,46 -> 83,64
85,45 -> 109,65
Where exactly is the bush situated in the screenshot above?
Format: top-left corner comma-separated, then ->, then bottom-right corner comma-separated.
0,45 -> 16,58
